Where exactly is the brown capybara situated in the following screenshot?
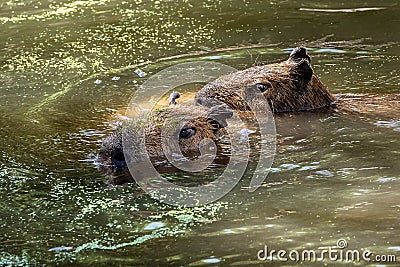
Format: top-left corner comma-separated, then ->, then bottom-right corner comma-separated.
194,47 -> 336,113
97,102 -> 233,180
194,46 -> 400,119
98,47 -> 399,184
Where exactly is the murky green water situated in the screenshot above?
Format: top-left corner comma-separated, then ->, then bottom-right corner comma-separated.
1,0 -> 399,266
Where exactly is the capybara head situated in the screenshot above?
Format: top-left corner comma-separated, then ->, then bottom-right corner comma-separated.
97,103 -> 233,175
194,47 -> 336,113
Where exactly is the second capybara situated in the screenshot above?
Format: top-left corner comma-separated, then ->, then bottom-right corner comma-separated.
97,101 -> 233,179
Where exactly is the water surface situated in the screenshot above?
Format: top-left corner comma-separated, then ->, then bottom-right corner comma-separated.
0,0 -> 399,266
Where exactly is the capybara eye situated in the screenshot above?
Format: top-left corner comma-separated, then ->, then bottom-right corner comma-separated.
256,83 -> 271,93
179,128 -> 196,139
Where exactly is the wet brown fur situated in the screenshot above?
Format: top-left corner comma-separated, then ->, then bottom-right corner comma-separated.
334,93 -> 400,120
98,47 -> 399,179
194,47 -> 399,121
194,47 -> 336,113
97,104 -> 229,169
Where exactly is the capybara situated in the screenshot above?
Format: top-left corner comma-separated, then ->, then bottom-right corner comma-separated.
194,47 -> 336,113
98,47 -> 399,184
97,101 -> 233,182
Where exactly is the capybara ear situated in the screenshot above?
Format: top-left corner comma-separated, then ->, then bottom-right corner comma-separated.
292,59 -> 313,89
207,104 -> 234,128
169,91 -> 181,105
289,46 -> 311,63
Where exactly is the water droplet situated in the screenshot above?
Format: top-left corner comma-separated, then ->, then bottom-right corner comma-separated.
203,257 -> 220,264
48,246 -> 74,252
144,222 -> 164,230
135,69 -> 147,78
316,170 -> 334,177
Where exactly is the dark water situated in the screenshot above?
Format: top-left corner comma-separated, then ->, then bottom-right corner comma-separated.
1,0 -> 399,266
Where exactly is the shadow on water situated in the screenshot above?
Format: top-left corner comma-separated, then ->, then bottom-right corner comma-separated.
0,0 -> 399,265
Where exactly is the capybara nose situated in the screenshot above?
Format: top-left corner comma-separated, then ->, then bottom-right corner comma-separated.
111,149 -> 127,168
